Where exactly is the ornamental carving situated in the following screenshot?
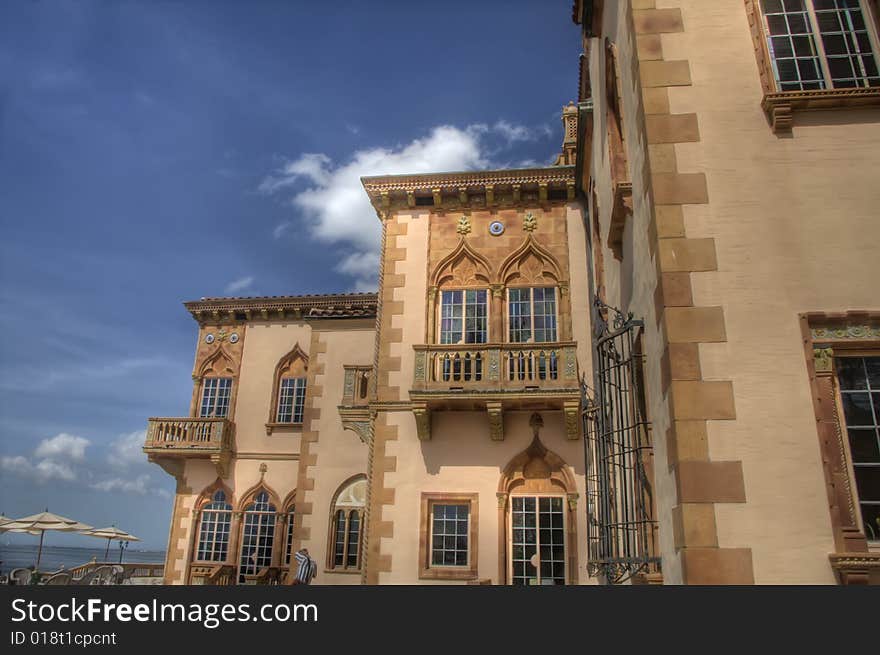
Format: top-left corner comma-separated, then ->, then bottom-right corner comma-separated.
456,215 -> 471,236
813,347 -> 834,374
431,238 -> 493,288
522,212 -> 538,232
812,325 -> 880,341
498,235 -> 562,286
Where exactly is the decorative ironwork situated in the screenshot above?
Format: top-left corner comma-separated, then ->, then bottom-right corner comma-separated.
583,298 -> 660,583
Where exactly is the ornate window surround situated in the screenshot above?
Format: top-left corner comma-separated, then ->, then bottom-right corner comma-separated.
325,475 -> 366,574
745,0 -> 880,133
800,311 -> 880,584
418,492 -> 479,581
265,343 -> 308,435
191,346 -> 241,422
191,479 -> 235,565
495,414 -> 579,586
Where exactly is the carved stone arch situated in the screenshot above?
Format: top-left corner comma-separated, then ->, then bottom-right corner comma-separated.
498,234 -> 563,287
237,481 -> 281,512
281,488 -> 298,513
496,415 -> 579,585
196,478 -> 236,511
431,237 -> 494,289
198,346 -> 236,377
267,343 -> 309,432
497,435 -> 577,498
326,474 -> 367,570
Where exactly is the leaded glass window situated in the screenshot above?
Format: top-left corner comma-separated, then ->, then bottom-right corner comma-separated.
510,496 -> 565,585
760,0 -> 879,90
200,378 -> 232,418
277,377 -> 306,423
837,356 -> 880,541
329,477 -> 366,571
439,289 -> 488,344
238,491 -> 276,583
430,503 -> 469,566
195,490 -> 232,562
508,287 -> 558,343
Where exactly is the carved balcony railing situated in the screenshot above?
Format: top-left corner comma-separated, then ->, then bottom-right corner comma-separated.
413,342 -> 578,392
410,342 -> 581,442
143,417 -> 234,477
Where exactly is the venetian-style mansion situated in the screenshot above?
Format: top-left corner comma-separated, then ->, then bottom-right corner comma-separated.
145,1 -> 880,585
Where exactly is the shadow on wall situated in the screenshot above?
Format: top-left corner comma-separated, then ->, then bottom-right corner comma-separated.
420,410 -> 585,477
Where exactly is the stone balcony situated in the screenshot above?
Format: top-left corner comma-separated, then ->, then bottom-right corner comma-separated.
143,417 -> 234,478
410,342 -> 581,441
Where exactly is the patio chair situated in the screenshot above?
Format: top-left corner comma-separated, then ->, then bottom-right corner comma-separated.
42,572 -> 72,585
9,568 -> 32,586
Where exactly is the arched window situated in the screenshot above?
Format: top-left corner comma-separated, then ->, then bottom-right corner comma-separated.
195,490 -> 232,562
267,344 -> 308,433
283,501 -> 296,566
328,476 -> 366,571
238,491 -> 277,583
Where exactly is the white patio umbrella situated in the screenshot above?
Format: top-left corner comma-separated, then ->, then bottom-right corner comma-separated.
0,510 -> 93,569
0,514 -> 41,536
82,526 -> 140,561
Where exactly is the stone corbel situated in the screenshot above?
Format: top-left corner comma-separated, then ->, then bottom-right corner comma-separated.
563,400 -> 581,440
608,181 -> 633,261
813,347 -> 834,374
146,454 -> 184,481
413,403 -> 431,441
211,452 -> 231,479
432,188 -> 442,208
486,401 -> 504,441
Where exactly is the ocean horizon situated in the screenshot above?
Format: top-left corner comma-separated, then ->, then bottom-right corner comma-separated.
0,544 -> 166,574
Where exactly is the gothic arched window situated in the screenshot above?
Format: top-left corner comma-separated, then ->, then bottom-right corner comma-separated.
328,476 -> 366,571
238,491 -> 277,583
195,489 -> 232,562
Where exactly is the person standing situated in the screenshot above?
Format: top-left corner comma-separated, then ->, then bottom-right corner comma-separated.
292,547 -> 317,585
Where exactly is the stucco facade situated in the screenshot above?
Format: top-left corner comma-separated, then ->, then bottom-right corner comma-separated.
146,0 -> 880,585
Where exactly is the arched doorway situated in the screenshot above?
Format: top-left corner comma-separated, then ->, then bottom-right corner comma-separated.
497,414 -> 579,585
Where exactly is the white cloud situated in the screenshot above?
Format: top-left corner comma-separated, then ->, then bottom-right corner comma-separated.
106,430 -> 147,470
1,455 -> 76,482
34,433 -> 89,462
224,276 -> 254,294
261,122 -> 556,290
90,474 -> 169,498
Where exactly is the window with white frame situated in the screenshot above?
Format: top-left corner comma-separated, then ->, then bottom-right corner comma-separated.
200,378 -> 232,418
836,356 -> 880,541
276,377 -> 306,424
195,490 -> 232,562
430,503 -> 470,567
508,287 -> 558,343
759,0 -> 879,90
439,289 -> 488,344
238,491 -> 276,583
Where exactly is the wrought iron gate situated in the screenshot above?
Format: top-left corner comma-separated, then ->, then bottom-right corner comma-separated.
583,299 -> 660,583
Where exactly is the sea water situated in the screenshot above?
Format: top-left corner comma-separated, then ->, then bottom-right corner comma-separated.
0,544 -> 165,574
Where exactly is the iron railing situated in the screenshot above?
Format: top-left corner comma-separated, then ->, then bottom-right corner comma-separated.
583,298 -> 660,583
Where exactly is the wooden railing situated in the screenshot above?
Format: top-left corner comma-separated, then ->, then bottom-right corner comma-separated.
144,417 -> 233,453
189,564 -> 235,586
412,342 -> 579,392
241,566 -> 286,586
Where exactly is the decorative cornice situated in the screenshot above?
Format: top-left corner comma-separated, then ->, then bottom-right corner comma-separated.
184,293 -> 378,324
762,88 -> 880,134
811,324 -> 880,342
361,166 -> 576,218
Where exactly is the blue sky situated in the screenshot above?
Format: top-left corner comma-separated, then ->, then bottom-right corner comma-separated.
0,1 -> 580,550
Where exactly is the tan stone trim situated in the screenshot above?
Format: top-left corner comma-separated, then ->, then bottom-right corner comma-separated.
630,1 -> 752,584
234,452 -> 300,460
418,492 -> 479,581
287,328 -> 327,580
829,552 -> 880,585
163,476 -> 193,584
799,312 -> 877,556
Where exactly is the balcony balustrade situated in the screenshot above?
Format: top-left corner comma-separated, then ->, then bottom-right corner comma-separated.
410,342 -> 581,442
143,417 -> 234,477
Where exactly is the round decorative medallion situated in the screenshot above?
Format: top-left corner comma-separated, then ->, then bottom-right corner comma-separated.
489,220 -> 505,236
204,334 -> 215,344
229,333 -> 240,344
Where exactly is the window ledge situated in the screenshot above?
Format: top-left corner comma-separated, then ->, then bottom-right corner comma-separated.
762,88 -> 880,134
265,422 -> 303,435
418,567 -> 479,581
